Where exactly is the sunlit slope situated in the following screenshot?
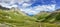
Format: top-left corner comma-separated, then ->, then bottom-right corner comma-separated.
43,11 -> 60,22
34,10 -> 60,23
0,9 -> 60,27
0,9 -> 38,27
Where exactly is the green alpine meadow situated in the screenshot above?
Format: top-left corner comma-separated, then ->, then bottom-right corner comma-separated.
0,8 -> 60,27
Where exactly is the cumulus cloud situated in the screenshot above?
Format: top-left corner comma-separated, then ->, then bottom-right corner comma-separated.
33,4 -> 56,11
20,4 -> 56,15
0,0 -> 18,8
22,3 -> 32,8
0,0 -> 35,8
0,0 -> 56,15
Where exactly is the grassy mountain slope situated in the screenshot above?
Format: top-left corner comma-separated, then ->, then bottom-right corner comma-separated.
41,11 -> 60,22
0,9 -> 38,27
0,8 -> 60,27
34,10 -> 60,23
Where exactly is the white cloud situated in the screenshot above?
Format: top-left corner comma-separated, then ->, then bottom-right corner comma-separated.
0,0 -> 56,15
33,4 -> 56,11
24,0 -> 31,2
22,3 -> 32,8
21,4 -> 56,15
0,0 -> 35,8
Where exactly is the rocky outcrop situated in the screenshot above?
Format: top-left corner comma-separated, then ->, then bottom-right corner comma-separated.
0,6 -> 10,10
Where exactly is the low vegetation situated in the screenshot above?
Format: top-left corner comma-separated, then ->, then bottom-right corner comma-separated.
0,9 -> 60,27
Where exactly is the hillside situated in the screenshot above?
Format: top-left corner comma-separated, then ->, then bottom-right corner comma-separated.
0,8 -> 60,27
34,10 -> 60,23
0,9 -> 38,27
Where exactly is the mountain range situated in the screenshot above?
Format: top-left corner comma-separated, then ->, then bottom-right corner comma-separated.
0,7 -> 60,27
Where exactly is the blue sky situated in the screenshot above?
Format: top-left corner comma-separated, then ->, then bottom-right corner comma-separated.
0,0 -> 60,15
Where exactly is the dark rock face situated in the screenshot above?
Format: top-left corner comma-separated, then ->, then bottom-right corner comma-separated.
0,6 -> 10,10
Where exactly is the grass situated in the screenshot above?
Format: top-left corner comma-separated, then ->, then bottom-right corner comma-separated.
0,9 -> 38,27
0,9 -> 60,27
